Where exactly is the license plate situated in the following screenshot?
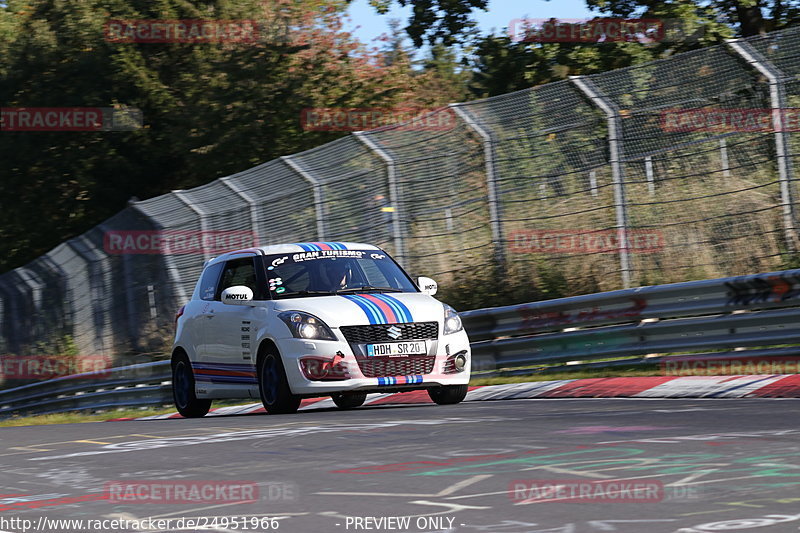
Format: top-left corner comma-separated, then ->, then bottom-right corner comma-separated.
366,341 -> 427,357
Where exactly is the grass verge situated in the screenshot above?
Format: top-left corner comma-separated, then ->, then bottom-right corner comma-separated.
0,399 -> 254,427
0,406 -> 178,427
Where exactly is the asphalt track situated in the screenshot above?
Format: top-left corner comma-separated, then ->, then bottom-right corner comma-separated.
1,398 -> 800,533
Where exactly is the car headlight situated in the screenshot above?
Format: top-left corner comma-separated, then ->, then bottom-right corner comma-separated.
278,311 -> 337,341
442,304 -> 463,335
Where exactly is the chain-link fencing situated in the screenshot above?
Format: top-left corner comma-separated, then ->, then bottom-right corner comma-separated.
3,26 -> 800,361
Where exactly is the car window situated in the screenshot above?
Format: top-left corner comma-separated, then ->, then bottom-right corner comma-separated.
270,261 -> 310,293
198,261 -> 225,301
263,250 -> 417,298
216,257 -> 258,300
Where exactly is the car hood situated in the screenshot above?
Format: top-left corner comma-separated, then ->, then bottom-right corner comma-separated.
272,292 -> 444,327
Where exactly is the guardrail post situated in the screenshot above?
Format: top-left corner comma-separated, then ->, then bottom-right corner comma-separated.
449,104 -> 506,269
570,75 -> 633,288
220,176 -> 261,246
353,132 -> 406,266
282,155 -> 326,241
173,190 -> 211,262
727,39 -> 798,252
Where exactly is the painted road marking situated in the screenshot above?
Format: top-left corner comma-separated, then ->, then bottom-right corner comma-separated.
28,418 -> 511,461
316,474 -> 492,498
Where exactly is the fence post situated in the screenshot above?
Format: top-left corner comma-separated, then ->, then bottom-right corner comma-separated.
353,132 -> 406,266
720,138 -> 732,178
0,289 -> 5,354
220,176 -> 261,246
570,75 -> 633,288
0,278 -> 18,353
727,38 -> 798,251
645,156 -> 656,195
281,155 -> 326,241
173,190 -> 211,262
66,238 -> 108,355
118,242 -> 140,348
449,104 -> 506,269
127,203 -> 189,304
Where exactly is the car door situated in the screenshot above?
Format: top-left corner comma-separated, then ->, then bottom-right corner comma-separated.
184,260 -> 224,361
201,255 -> 262,394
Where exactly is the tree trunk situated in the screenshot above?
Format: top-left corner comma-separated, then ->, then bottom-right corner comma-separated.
735,0 -> 767,36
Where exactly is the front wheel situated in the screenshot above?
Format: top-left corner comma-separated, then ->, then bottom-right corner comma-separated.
427,384 -> 468,405
172,354 -> 212,418
331,392 -> 367,409
259,352 -> 301,414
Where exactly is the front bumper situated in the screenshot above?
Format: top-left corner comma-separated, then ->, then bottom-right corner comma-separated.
275,329 -> 471,396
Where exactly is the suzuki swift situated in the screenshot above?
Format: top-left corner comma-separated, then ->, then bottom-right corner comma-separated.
172,242 -> 471,417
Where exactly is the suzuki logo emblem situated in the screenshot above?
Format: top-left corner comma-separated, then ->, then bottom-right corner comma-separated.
387,326 -> 402,339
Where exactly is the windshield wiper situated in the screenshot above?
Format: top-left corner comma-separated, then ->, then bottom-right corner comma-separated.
335,285 -> 404,294
277,290 -> 337,297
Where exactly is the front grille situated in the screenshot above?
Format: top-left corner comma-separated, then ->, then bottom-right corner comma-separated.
357,356 -> 435,378
340,322 -> 438,344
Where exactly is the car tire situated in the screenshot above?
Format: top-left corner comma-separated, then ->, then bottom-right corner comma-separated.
259,352 -> 301,414
331,392 -> 367,409
172,353 -> 212,418
427,384 -> 468,405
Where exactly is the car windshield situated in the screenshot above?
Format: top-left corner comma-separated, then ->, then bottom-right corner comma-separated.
262,249 -> 418,299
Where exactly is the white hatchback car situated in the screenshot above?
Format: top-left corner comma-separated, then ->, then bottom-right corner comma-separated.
172,242 -> 471,417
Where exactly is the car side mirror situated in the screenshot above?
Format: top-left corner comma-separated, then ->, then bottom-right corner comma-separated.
418,276 -> 438,296
221,286 -> 254,306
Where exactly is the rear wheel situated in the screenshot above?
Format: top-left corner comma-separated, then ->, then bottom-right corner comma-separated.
172,353 -> 212,418
331,392 -> 367,409
259,352 -> 301,414
428,384 -> 468,405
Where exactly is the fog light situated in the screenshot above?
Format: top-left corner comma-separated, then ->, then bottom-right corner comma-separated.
454,353 -> 467,371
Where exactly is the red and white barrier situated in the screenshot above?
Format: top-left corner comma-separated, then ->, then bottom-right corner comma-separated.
108,374 -> 800,421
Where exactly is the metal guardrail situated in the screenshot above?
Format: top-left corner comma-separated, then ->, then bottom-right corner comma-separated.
0,361 -> 171,418
462,268 -> 800,371
2,268 -> 800,418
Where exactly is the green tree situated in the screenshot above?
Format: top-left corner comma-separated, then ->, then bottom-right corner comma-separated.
586,0 -> 799,37
361,0 -> 488,47
366,0 -> 800,46
0,0 -> 426,271
414,42 -> 472,102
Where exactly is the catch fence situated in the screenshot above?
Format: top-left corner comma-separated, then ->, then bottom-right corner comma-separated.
2,27 -> 800,359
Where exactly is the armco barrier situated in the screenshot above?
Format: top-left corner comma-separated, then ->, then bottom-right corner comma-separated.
462,267 -> 800,370
0,361 -> 171,418
2,268 -> 800,417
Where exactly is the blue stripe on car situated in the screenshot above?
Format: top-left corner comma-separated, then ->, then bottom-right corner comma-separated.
341,294 -> 383,324
372,294 -> 412,323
